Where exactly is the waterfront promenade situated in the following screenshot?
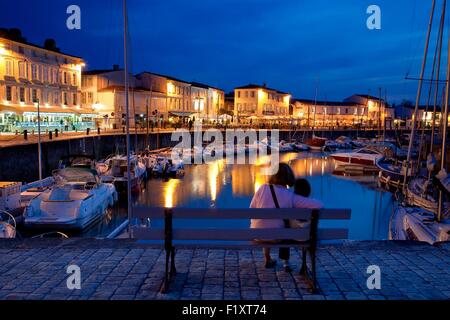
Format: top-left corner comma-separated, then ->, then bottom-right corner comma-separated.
1,239 -> 449,300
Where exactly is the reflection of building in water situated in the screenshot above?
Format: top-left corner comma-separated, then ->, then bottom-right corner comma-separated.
290,156 -> 337,177
208,160 -> 225,202
164,179 -> 181,208
231,165 -> 255,196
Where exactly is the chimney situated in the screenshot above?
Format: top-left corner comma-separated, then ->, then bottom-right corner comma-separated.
113,64 -> 120,71
262,83 -> 267,88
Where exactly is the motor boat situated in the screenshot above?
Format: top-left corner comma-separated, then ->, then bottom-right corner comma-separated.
1,181 -> 26,225
24,167 -> 118,230
139,154 -> 158,173
97,154 -> 147,193
0,211 -> 17,239
324,136 -> 353,152
176,146 -> 204,163
390,205 -> 450,244
278,140 -> 294,153
152,156 -> 185,178
290,141 -> 310,152
58,155 -> 97,170
330,146 -> 384,169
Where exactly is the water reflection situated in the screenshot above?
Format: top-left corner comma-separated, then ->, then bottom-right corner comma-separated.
164,179 -> 180,208
134,152 -> 393,240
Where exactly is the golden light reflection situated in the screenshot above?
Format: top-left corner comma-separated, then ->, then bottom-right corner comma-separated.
164,179 -> 180,208
208,160 -> 222,202
254,170 -> 267,193
288,157 -> 335,178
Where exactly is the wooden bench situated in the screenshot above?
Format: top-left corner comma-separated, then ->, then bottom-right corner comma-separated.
132,207 -> 351,293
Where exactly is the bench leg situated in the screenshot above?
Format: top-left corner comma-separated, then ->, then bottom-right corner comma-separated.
299,248 -> 307,276
310,248 -> 318,293
170,247 -> 177,276
160,249 -> 171,294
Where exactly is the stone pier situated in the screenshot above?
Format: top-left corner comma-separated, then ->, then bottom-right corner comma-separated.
0,239 -> 449,300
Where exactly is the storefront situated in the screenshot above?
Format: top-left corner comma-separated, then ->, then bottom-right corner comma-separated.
0,105 -> 97,133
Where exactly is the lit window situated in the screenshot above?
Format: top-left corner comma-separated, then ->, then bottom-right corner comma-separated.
31,64 -> 38,80
32,89 -> 38,102
18,62 -> 27,78
5,60 -> 13,76
5,86 -> 12,101
19,88 -> 25,102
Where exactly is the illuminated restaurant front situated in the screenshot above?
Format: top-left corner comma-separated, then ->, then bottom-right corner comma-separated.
0,105 -> 96,132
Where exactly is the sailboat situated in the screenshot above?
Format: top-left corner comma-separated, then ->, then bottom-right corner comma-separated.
390,0 -> 450,244
304,77 -> 328,151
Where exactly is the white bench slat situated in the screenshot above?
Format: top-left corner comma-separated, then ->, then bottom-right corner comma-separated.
132,227 -> 311,241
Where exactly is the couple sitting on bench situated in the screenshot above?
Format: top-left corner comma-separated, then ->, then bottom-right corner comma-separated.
250,163 -> 323,272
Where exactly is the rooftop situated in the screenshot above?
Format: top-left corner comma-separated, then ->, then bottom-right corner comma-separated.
235,84 -> 290,95
0,28 -> 83,60
293,98 -> 360,107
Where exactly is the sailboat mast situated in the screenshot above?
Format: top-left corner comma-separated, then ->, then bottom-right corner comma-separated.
430,0 -> 446,158
438,8 -> 450,222
123,0 -> 133,235
403,0 -> 436,192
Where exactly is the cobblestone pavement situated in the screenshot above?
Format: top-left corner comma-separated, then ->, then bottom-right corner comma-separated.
0,239 -> 449,300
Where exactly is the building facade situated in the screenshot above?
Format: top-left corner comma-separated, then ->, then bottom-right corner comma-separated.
292,99 -> 366,127
234,84 -> 291,124
291,94 -> 396,128
344,94 -> 395,128
82,68 -> 225,129
0,35 -> 92,133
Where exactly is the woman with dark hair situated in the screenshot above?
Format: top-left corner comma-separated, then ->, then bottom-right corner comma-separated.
250,163 -> 322,271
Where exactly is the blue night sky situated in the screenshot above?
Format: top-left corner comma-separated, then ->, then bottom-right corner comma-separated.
0,0 -> 446,103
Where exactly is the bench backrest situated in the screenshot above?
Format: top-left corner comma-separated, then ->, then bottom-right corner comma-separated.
131,207 -> 351,243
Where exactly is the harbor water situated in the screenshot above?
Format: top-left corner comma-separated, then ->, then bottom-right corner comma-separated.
19,152 -> 393,240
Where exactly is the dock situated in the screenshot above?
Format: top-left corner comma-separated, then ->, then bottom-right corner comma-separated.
0,239 -> 449,300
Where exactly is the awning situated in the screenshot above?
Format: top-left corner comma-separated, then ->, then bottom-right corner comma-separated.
169,111 -> 195,117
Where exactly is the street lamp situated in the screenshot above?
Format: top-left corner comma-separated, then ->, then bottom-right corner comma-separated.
33,98 -> 42,183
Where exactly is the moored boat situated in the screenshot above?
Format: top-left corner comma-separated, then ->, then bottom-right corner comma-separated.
97,154 -> 147,193
304,136 -> 327,151
330,146 -> 384,169
390,205 -> 450,244
0,211 -> 17,239
24,167 -> 118,230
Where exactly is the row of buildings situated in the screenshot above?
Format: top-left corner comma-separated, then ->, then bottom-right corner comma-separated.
0,31 -> 442,133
